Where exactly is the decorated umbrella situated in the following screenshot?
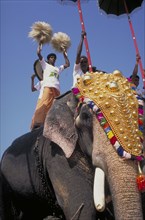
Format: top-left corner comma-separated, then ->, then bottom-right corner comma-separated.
98,0 -> 145,88
58,0 -> 93,72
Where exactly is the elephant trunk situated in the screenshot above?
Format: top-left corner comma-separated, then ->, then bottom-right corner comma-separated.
107,156 -> 143,220
92,116 -> 143,220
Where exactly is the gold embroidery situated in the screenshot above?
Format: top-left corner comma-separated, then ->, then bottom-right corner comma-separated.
76,70 -> 142,156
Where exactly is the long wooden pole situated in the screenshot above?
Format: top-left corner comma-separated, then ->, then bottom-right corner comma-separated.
77,0 -> 93,72
123,0 -> 145,88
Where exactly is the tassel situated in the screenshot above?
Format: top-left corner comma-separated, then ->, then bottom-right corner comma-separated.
136,161 -> 145,192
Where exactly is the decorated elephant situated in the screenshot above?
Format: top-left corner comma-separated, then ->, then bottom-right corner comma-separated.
43,70 -> 145,219
1,70 -> 145,220
0,94 -> 114,219
0,126 -> 106,220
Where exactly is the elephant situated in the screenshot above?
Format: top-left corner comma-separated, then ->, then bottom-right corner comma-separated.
1,71 -> 145,220
0,92 -> 114,220
0,127 -> 66,220
42,71 -> 145,220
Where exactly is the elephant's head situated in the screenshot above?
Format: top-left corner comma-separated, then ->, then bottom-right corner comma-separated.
43,91 -> 94,159
43,71 -> 145,220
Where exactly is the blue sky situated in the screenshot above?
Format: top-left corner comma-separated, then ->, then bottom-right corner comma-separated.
0,0 -> 145,157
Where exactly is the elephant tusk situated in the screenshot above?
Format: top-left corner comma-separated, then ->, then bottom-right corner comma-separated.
93,167 -> 105,212
75,115 -> 81,127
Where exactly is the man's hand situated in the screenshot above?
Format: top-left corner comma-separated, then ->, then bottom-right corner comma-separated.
61,45 -> 66,52
37,44 -> 42,54
61,45 -> 68,56
81,31 -> 86,39
31,73 -> 36,80
136,54 -> 141,64
37,43 -> 43,60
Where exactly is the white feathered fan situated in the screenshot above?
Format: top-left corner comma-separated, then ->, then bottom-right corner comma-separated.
28,21 -> 53,48
50,32 -> 71,53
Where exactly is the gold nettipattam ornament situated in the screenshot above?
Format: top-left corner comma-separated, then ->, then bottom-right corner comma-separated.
76,70 -> 142,156
82,73 -> 92,85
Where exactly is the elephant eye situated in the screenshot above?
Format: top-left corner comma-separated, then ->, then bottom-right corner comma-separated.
76,104 -> 93,127
81,112 -> 90,120
76,103 -> 83,115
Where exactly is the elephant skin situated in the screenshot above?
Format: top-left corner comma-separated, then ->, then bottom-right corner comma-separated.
1,90 -> 144,220
0,128 -> 64,220
92,115 -> 144,220
43,91 -> 145,220
0,114 -> 103,219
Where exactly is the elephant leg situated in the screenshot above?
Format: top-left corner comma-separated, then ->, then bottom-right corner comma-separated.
1,175 -> 21,220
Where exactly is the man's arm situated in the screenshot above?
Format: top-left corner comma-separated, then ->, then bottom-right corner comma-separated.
31,74 -> 37,92
131,54 -> 140,80
61,46 -> 70,69
75,31 -> 86,64
37,44 -> 43,60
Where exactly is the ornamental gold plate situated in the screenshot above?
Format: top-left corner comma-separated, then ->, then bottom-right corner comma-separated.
76,70 -> 142,156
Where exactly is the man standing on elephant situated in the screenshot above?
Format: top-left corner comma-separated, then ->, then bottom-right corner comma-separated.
73,31 -> 89,87
128,54 -> 145,98
72,31 -> 104,87
31,44 -> 70,130
129,54 -> 140,88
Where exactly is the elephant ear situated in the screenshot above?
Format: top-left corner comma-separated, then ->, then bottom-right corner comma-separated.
43,91 -> 78,158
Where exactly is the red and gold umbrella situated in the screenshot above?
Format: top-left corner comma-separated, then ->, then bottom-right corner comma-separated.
58,0 -> 93,72
98,0 -> 145,88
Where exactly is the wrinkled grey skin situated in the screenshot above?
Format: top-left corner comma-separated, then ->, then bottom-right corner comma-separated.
0,91 -> 114,220
0,128 -> 96,220
44,91 -> 145,220
0,128 -> 65,220
1,91 -> 144,220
